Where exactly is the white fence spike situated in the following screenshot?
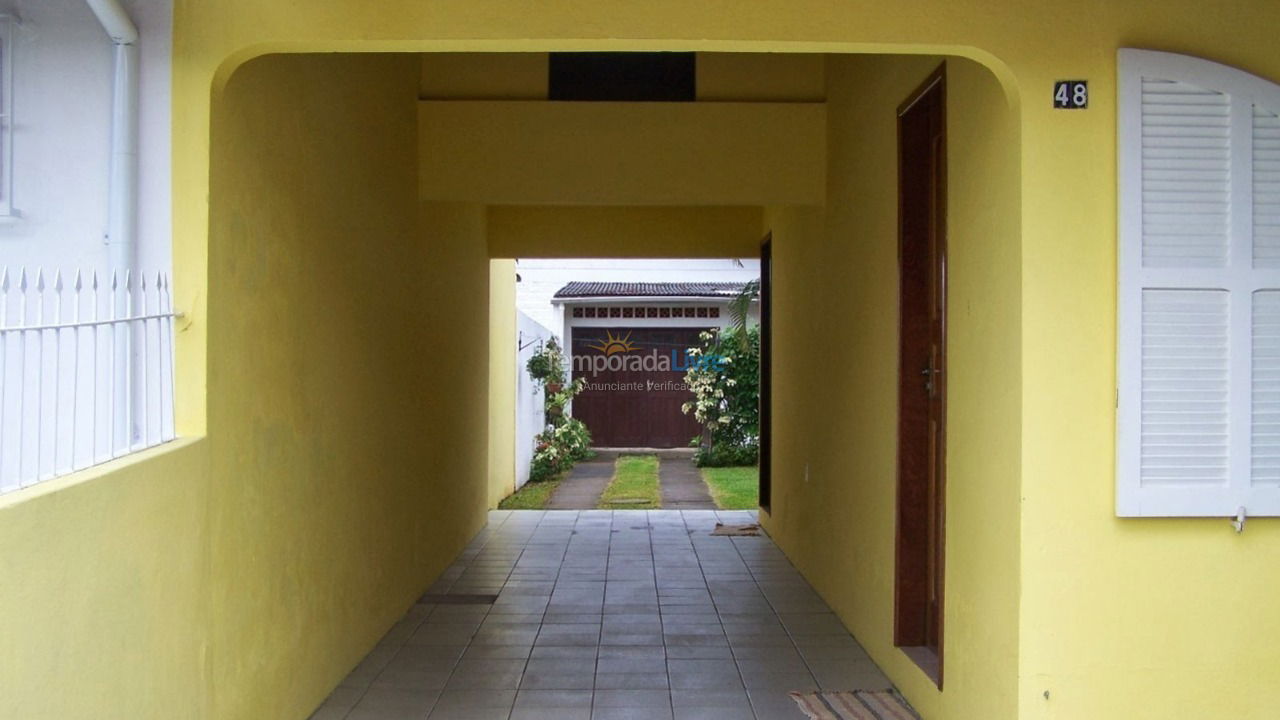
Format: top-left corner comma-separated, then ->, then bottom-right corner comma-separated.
1,267 -> 9,292
54,270 -> 64,293
74,269 -> 83,292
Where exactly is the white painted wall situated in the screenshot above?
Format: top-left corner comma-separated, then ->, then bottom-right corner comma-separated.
0,0 -> 173,493
515,310 -> 553,489
515,258 -> 760,338
0,0 -> 171,275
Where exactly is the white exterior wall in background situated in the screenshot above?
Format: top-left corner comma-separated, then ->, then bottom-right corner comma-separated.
0,0 -> 172,274
515,258 -> 761,337
515,310 -> 553,489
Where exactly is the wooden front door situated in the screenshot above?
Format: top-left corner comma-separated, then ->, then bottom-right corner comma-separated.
894,66 -> 947,683
570,327 -> 707,448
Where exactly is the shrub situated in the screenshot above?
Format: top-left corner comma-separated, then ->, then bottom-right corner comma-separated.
694,441 -> 759,468
551,417 -> 593,463
528,417 -> 594,482
681,325 -> 760,464
529,441 -> 565,483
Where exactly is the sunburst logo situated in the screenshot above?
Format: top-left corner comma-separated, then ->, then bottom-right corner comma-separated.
587,330 -> 638,356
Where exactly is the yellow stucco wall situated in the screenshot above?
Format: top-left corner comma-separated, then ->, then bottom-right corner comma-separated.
2,53 -> 494,720
487,206 -> 764,258
0,440 -> 210,719
488,259 -> 517,506
418,100 -> 826,205
206,55 -> 492,720
421,53 -> 549,99
697,52 -> 826,102
1008,11 -> 1280,720
763,54 -> 1022,720
1,1 -> 1278,719
418,51 -> 825,102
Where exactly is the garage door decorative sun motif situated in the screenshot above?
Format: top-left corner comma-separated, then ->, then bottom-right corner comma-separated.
586,330 -> 639,356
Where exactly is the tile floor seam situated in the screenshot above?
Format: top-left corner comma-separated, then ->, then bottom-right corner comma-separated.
592,510 -> 611,720
735,519 -> 857,697
426,509 -> 519,719
699,510 -> 759,720
650,510 -> 678,720
339,554 -> 453,720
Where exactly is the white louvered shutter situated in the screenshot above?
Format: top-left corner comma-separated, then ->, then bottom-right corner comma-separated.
1118,49 -> 1280,517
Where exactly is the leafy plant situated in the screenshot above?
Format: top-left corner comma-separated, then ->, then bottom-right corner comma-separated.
727,278 -> 761,349
694,441 -> 759,468
526,337 -> 566,386
681,325 -> 760,454
528,417 -> 594,483
550,417 -> 593,462
546,377 -> 586,418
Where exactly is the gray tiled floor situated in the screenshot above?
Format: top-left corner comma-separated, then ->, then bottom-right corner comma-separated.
310,510 -> 893,720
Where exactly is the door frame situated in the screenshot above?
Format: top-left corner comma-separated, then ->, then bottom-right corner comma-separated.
893,64 -> 947,688
759,234 -> 773,512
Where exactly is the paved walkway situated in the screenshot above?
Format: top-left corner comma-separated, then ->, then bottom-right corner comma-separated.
310,509 -> 893,720
547,451 -> 715,511
656,452 -> 716,510
545,453 -> 617,510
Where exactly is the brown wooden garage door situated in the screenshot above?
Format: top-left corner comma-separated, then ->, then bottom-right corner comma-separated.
570,327 -> 708,448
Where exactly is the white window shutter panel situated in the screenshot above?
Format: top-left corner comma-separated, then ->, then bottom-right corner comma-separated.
1138,79 -> 1230,268
1256,106 -> 1280,266
1251,108 -> 1280,493
1251,291 -> 1280,485
1118,49 -> 1280,517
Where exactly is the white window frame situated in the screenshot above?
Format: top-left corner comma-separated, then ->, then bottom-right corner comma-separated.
1117,48 -> 1280,517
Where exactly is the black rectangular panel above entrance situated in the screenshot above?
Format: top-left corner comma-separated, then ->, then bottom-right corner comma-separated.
549,52 -> 696,101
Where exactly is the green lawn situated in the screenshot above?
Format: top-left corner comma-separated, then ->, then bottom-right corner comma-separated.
599,455 -> 661,509
498,475 -> 563,510
701,466 -> 759,510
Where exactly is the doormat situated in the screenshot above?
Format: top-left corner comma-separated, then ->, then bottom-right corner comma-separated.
788,690 -> 920,720
711,523 -> 760,536
417,593 -> 498,605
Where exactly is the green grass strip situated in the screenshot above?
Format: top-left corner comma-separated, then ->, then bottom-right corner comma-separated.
700,466 -> 759,510
599,454 -> 661,509
498,475 -> 564,510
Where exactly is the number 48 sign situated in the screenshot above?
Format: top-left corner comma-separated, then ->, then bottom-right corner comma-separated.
1054,80 -> 1088,109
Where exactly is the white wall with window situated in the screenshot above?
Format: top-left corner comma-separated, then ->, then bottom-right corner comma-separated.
0,0 -> 171,272
0,0 -> 174,493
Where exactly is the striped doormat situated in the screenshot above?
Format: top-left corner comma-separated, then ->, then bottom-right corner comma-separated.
789,690 -> 921,720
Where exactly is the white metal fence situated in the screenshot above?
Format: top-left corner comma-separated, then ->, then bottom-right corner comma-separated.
0,267 -> 178,494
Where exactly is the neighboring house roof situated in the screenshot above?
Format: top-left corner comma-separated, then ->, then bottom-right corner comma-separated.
553,281 -> 748,300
